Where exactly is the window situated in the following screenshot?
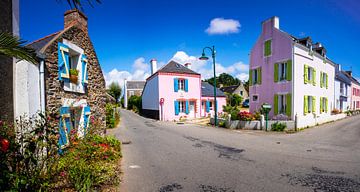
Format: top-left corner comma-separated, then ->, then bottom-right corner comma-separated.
308,67 -> 313,82
279,62 -> 287,81
240,91 -> 243,96
320,72 -> 328,88
264,39 -> 272,57
279,95 -> 287,114
307,96 -> 313,114
253,69 -> 258,84
304,65 -> 316,85
320,97 -> 327,113
253,95 -> 258,102
178,101 -> 186,113
209,101 -> 213,110
178,79 -> 185,91
250,67 -> 261,85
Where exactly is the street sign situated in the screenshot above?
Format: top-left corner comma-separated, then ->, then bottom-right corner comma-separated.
160,98 -> 164,105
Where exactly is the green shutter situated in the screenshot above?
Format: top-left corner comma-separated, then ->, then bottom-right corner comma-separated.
312,96 -> 316,113
274,63 -> 279,82
304,96 -> 308,115
286,60 -> 292,81
274,94 -> 278,115
326,73 -> 328,89
249,70 -> 253,86
312,68 -> 316,86
320,97 -> 323,113
325,98 -> 328,113
320,72 -> 323,88
258,68 -> 262,85
304,65 -> 308,84
286,93 -> 292,117
264,40 -> 271,56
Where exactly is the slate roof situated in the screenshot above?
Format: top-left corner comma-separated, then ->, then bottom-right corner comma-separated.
157,61 -> 200,75
220,85 -> 239,94
27,31 -> 60,54
126,80 -> 146,89
201,82 -> 226,97
335,71 -> 352,85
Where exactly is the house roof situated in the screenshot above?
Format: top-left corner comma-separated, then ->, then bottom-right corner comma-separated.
157,60 -> 200,75
201,82 -> 226,97
126,80 -> 146,89
219,85 -> 239,94
344,72 -> 360,86
335,71 -> 352,85
27,31 -> 60,54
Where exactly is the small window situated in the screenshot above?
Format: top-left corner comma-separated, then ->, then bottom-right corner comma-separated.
279,62 -> 287,81
253,95 -> 258,102
178,101 -> 186,113
253,69 -> 258,84
308,67 -> 313,82
178,79 -> 185,91
308,96 -> 313,114
240,91 -> 243,96
279,95 -> 287,114
320,97 -> 326,112
264,39 -> 272,56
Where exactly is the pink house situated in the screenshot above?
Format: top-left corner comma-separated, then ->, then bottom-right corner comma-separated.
346,72 -> 360,110
141,60 -> 226,121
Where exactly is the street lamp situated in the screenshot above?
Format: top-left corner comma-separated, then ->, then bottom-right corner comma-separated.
199,46 -> 218,126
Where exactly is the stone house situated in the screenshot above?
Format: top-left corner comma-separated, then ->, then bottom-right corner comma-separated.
15,9 -> 107,147
124,80 -> 145,108
220,82 -> 249,99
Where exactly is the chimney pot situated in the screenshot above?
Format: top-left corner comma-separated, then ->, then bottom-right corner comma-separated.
64,9 -> 88,32
150,59 -> 157,74
184,63 -> 191,69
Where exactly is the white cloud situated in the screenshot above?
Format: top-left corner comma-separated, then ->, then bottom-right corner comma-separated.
170,51 -> 249,81
205,18 -> 241,35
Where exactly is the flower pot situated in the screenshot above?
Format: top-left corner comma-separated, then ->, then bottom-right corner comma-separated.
70,74 -> 78,84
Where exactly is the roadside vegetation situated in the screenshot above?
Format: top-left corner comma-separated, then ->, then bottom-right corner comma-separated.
106,103 -> 120,128
0,113 -> 122,191
128,95 -> 142,114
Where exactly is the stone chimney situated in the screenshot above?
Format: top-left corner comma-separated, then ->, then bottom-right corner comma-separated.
64,9 -> 88,32
345,71 -> 352,77
184,63 -> 191,69
150,59 -> 157,74
262,16 -> 279,32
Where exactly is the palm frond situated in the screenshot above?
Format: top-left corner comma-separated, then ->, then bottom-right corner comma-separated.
0,32 -> 37,63
57,0 -> 101,10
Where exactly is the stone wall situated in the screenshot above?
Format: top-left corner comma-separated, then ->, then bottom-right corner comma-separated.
44,27 -> 107,129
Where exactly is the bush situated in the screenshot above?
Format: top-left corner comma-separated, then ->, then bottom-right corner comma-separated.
223,105 -> 240,120
218,121 -> 226,128
331,108 -> 341,115
226,93 -> 243,107
106,103 -> 120,128
238,111 -> 255,121
271,122 -> 287,132
128,95 -> 142,113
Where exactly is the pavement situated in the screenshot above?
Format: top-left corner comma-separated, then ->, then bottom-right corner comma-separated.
108,109 -> 360,192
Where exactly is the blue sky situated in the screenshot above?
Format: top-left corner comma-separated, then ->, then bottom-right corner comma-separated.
20,0 -> 360,85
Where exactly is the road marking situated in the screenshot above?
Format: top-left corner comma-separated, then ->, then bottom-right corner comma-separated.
129,165 -> 141,169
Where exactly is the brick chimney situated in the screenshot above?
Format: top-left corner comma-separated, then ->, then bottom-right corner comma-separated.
64,9 -> 88,32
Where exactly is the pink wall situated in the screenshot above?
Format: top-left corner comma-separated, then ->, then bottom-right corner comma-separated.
200,96 -> 226,117
351,83 -> 360,110
249,17 -> 293,118
158,73 -> 201,121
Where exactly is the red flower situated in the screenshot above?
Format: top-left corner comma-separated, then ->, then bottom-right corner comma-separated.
0,138 -> 10,152
60,171 -> 66,177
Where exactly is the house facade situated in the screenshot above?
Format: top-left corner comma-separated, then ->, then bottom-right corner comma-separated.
249,16 -> 336,128
201,82 -> 227,117
334,65 -> 351,112
15,9 -> 107,147
142,60 -> 226,121
220,82 -> 249,99
124,80 -> 145,108
346,72 -> 360,110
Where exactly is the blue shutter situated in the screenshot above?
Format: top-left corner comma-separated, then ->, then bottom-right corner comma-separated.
58,42 -> 70,81
59,107 -> 70,150
216,100 -> 218,112
185,100 -> 189,114
174,78 -> 178,92
81,54 -> 88,86
184,79 -> 189,92
206,100 -> 210,112
83,106 -> 91,135
174,101 -> 179,115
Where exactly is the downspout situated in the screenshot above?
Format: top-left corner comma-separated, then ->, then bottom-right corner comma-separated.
38,53 -> 46,114
292,43 -> 297,131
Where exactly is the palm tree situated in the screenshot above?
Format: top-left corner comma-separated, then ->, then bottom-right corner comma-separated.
61,0 -> 101,10
0,32 -> 37,63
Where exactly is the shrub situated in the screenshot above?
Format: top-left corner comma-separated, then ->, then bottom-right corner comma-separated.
238,111 -> 255,121
106,103 -> 120,128
218,121 -> 226,128
128,95 -> 142,113
271,122 -> 287,132
331,108 -> 341,115
223,105 -> 240,120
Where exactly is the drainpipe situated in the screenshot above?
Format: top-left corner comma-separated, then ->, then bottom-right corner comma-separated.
38,53 -> 46,114
292,42 -> 296,130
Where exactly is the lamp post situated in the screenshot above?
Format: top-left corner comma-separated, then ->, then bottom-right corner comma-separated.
199,46 -> 218,126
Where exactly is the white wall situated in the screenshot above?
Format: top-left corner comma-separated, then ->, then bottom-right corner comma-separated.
15,60 -> 41,117
293,44 -> 335,125
142,76 -> 159,110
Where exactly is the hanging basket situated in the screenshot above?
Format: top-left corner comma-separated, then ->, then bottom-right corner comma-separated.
69,74 -> 78,84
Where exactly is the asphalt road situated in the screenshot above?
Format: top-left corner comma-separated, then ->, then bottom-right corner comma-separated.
108,109 -> 360,192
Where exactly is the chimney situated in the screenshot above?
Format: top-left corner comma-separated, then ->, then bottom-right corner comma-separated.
64,9 -> 88,32
345,71 -> 352,77
150,59 -> 157,74
184,63 -> 191,69
262,16 -> 279,32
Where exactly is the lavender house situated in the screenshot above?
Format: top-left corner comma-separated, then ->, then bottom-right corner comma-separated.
249,16 -> 337,128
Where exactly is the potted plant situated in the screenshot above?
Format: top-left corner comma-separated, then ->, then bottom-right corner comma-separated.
69,68 -> 79,84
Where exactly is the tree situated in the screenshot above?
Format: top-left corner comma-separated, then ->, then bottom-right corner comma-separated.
59,0 -> 101,10
226,93 -> 243,107
0,32 -> 37,63
244,80 -> 249,92
205,73 -> 240,88
107,82 -> 121,103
